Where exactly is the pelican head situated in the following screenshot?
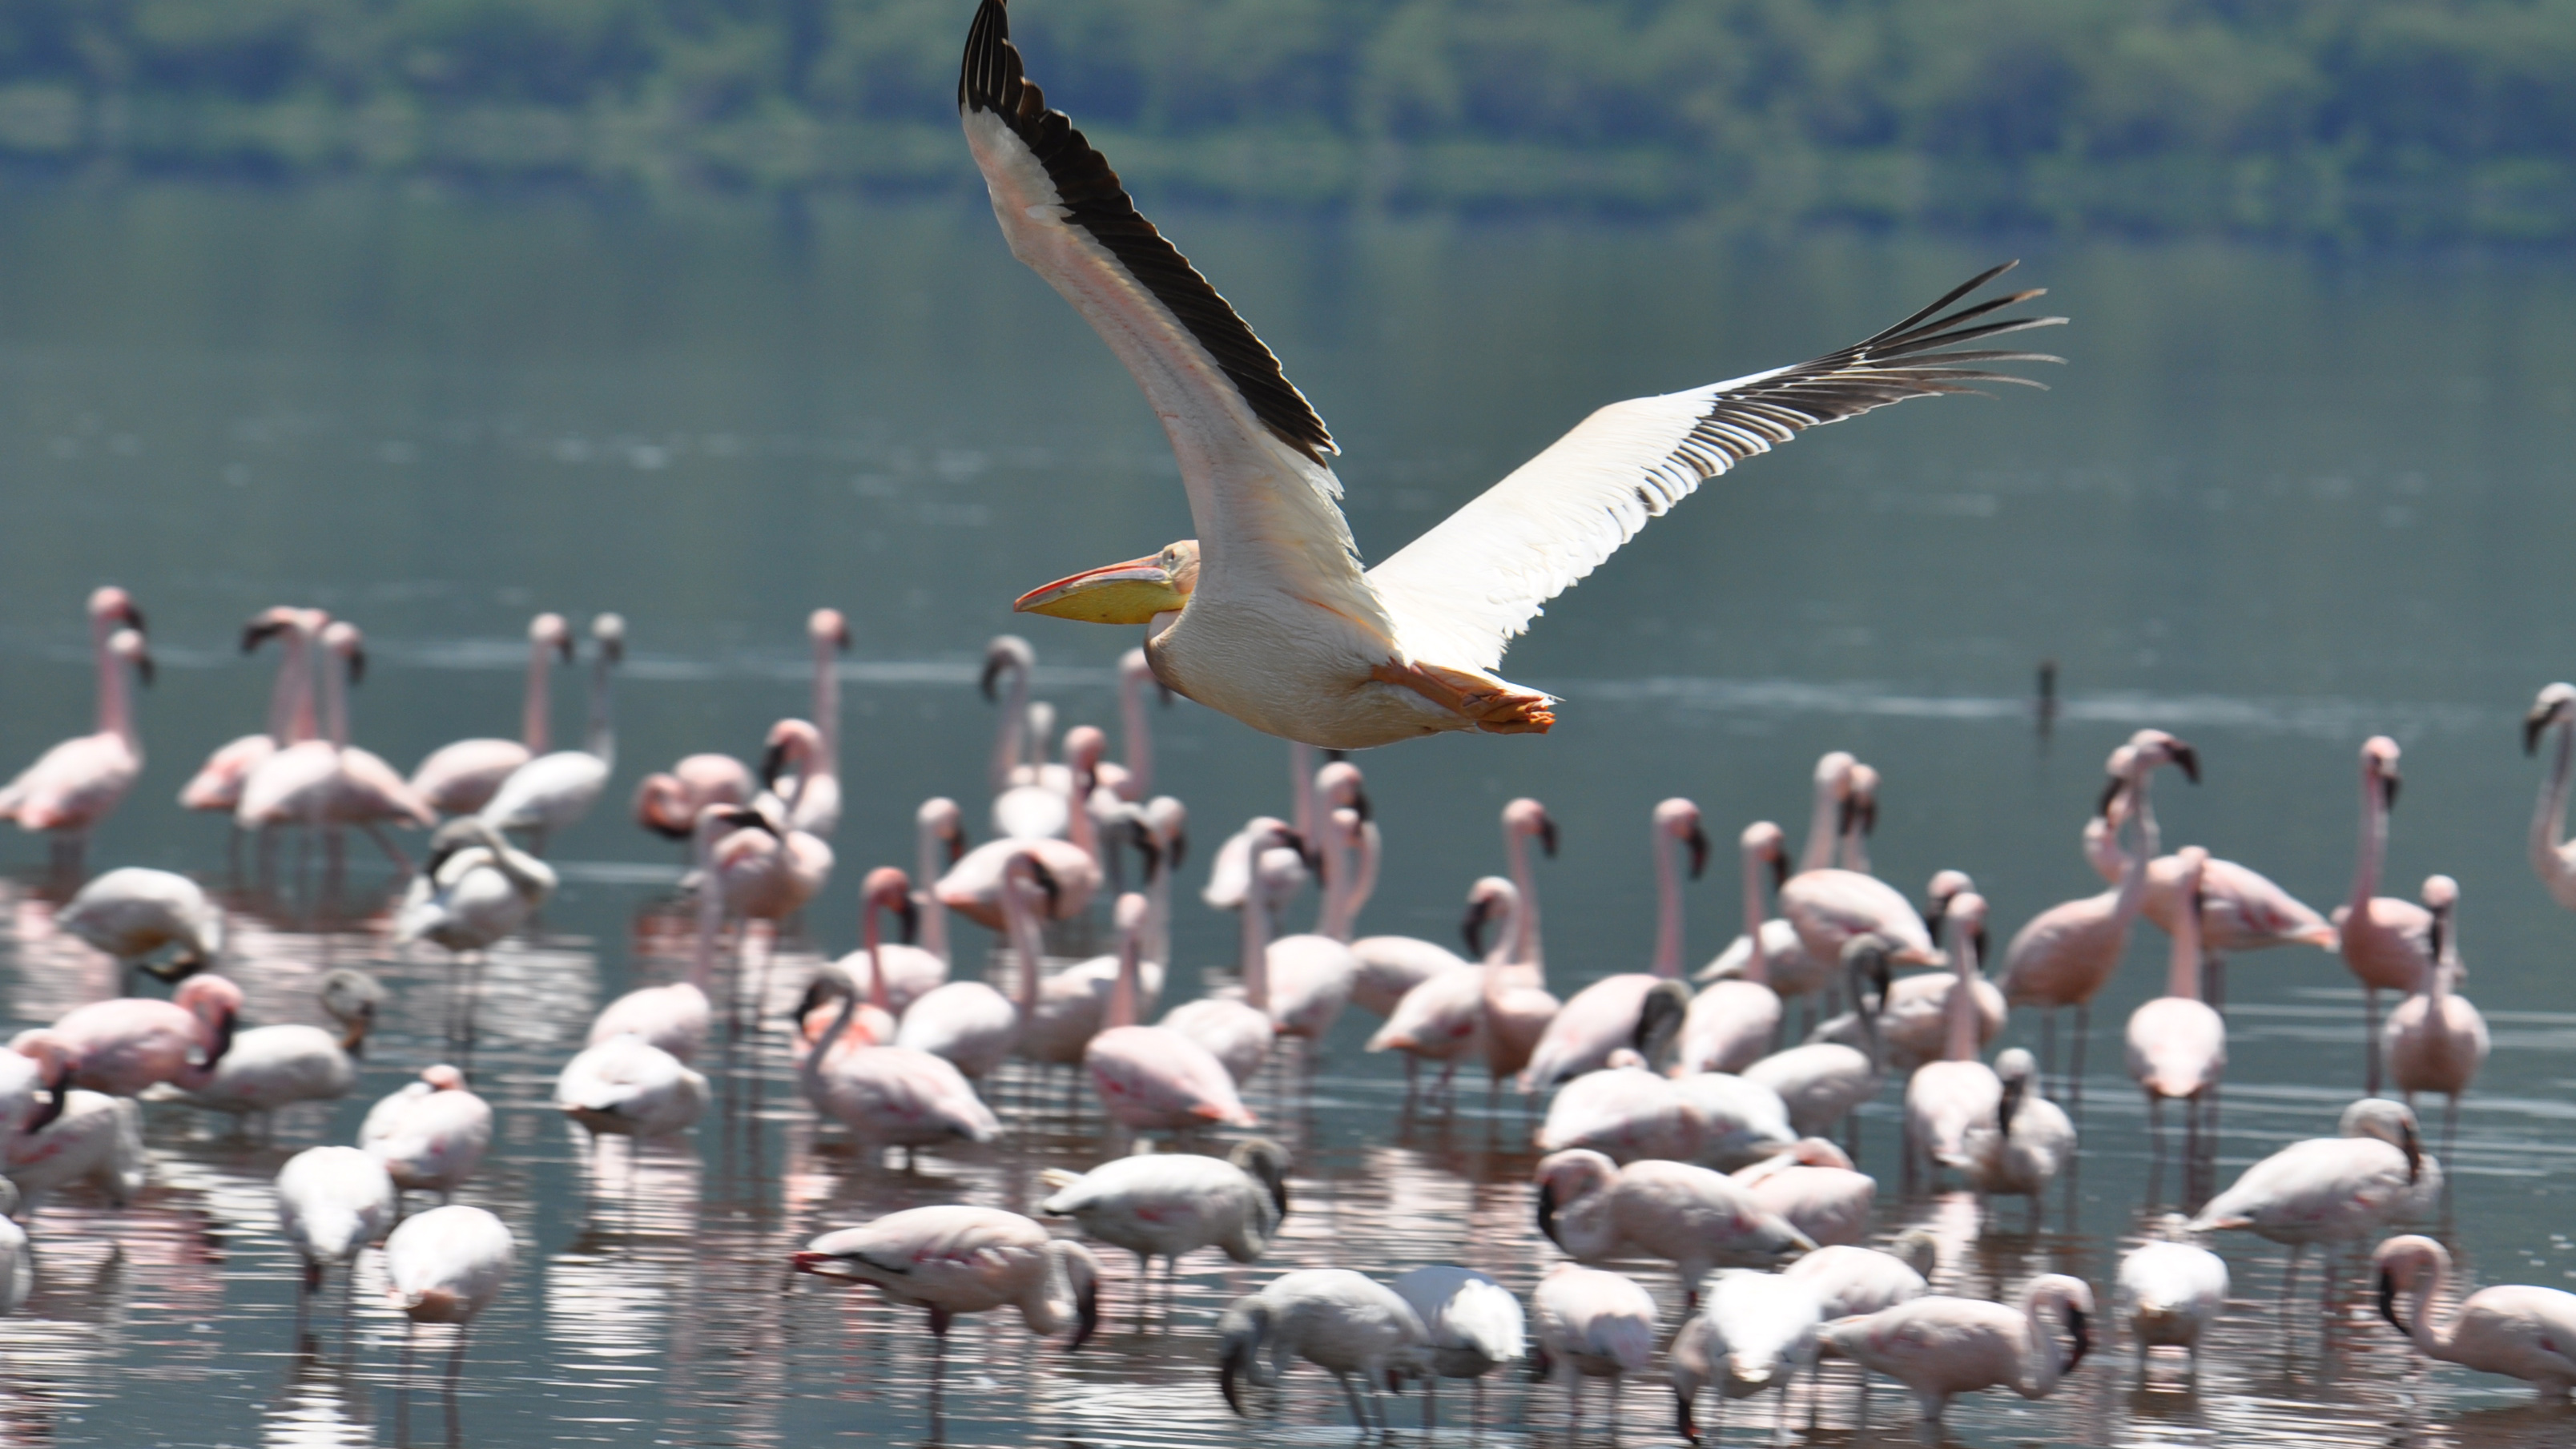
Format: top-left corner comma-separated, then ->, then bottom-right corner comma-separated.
1015,540 -> 1198,625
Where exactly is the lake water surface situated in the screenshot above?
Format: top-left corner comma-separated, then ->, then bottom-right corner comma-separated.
2,180 -> 2576,1447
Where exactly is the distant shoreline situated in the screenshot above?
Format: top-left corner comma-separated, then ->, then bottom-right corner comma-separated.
0,91 -> 2566,244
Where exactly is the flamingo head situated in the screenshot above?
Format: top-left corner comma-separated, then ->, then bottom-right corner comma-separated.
2361,736 -> 2401,809
2096,745 -> 2137,818
1314,759 -> 1368,816
1655,799 -> 1708,879
1014,540 -> 1197,626
2128,729 -> 2200,784
760,719 -> 823,786
13,1037 -> 72,1133
1845,763 -> 1880,836
1741,821 -> 1788,892
862,867 -> 919,944
1004,848 -> 1062,915
977,634 -> 1035,700
1504,798 -> 1556,858
916,796 -> 968,864
321,621 -> 364,679
632,775 -> 694,839
241,606 -> 301,653
807,608 -> 849,650
2526,683 -> 2576,754
530,612 -> 574,660
2341,1097 -> 2424,1181
421,1064 -> 468,1092
87,586 -> 145,634
589,613 -> 625,663
176,975 -> 244,1065
1460,876 -> 1516,959
1145,796 -> 1187,867
1229,1137 -> 1292,1220
1063,725 -> 1109,777
320,968 -> 384,1054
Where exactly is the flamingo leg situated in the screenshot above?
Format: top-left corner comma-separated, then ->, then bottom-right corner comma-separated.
2363,987 -> 2382,1097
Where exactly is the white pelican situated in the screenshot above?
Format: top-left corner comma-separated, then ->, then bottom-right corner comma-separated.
963,2 -> 2062,747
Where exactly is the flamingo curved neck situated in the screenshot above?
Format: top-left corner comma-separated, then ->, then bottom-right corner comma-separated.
2111,782 -> 2152,925
802,986 -> 861,1095
2401,1254 -> 2451,1358
1943,932 -> 1981,1063
915,825 -> 952,968
1106,926 -> 1140,1029
1738,847 -> 1771,986
1799,776 -> 1839,875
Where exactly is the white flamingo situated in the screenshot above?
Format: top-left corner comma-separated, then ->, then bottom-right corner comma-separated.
1218,1269 -> 1431,1433
362,1065 -> 492,1203
795,1205 -> 1099,1349
54,867 -> 224,991
409,612 -> 572,815
1039,1138 -> 1286,1281
1819,1273 -> 2095,1425
480,613 -> 622,853
2374,1234 -> 2576,1397
276,1145 -> 397,1294
1083,893 -> 1254,1131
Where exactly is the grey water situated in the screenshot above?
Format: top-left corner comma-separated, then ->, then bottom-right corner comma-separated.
4,179 -> 2576,1447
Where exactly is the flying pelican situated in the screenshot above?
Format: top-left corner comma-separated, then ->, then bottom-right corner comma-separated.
0,587 -> 151,868
409,612 -> 573,816
960,0 -> 2063,748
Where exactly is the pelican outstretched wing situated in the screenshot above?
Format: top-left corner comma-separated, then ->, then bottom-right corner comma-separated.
1366,268 -> 2066,674
960,0 -> 1388,634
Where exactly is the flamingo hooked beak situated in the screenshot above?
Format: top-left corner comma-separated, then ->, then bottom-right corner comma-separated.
1015,541 -> 1196,624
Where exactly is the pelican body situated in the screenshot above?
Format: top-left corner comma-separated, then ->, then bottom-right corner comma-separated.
960,0 -> 2061,747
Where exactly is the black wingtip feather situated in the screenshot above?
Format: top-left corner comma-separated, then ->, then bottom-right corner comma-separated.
957,0 -> 1336,463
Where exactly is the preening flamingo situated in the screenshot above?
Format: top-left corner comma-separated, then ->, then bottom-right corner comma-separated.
1389,1265 -> 1525,1432
2336,736 -> 2434,1097
2383,873 -> 2489,1161
1731,1136 -> 1874,1247
5,1089 -> 144,1213
795,1205 -> 1099,1349
971,0 -> 2061,747
2125,846 -> 2227,1146
1219,1269 -> 1431,1432
409,612 -> 573,816
1529,1263 -> 1656,1431
1519,799 -> 1703,1092
1904,892 -> 2002,1182
1783,1230 -> 1937,1317
15,973 -> 241,1097
1536,1057 -> 1795,1169
1040,1138 -> 1286,1280
1084,893 -> 1254,1130
362,1064 -> 493,1201
179,606 -> 315,818
384,1204 -> 513,1327
480,613 -> 622,853
556,1032 -> 709,1143
2524,682 -> 2576,910
394,818 -> 557,1039
796,968 -> 1001,1165
1670,1270 -> 1823,1442
276,1145 -> 397,1293
1952,1048 -> 2075,1205
1534,1149 -> 1815,1304
2374,1234 -> 2576,1397
54,867 -> 224,990
162,968 -> 379,1130
2120,1235 -> 2228,1375
1,586 -> 151,866
1818,1273 -> 2095,1425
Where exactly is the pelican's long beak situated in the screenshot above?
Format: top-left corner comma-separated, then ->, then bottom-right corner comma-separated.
1015,554 -> 1185,626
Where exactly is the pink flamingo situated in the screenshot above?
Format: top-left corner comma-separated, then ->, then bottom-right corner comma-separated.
1218,1269 -> 1431,1432
1694,756 -> 1861,1007
1954,1048 -> 2076,1205
1,586 -> 151,869
831,863 -> 948,1016
276,1145 -> 397,1294
2087,767 -> 2334,964
1479,879 -> 1559,1100
586,807 -> 760,1061
1741,936 -> 1890,1140
1773,826 -> 1942,990
2522,682 -> 2576,909
1159,844 -> 1291,1082
1819,1274 -> 2095,1426
2188,1097 -> 2443,1301
1529,1262 -> 1657,1431
2374,1234 -> 2576,1397
1085,893 -> 1256,1130
794,1205 -> 1098,1348
1678,819 -> 1785,1076
361,1064 -> 492,1202
2125,846 -> 2226,1153
1783,1230 -> 1937,1318
408,613 -> 573,816
314,622 -> 440,839
384,1204 -> 513,1330
1342,789 -> 1482,1018
1367,877 -> 1510,1097
1519,799 -> 1703,1093
2336,736 -> 2433,1097
478,613 -> 622,853
633,754 -> 757,840
937,828 -> 1098,929
798,968 -> 1001,1167
709,727 -> 835,922
1996,739 -> 2161,1094
1905,892 -> 2002,1183
766,607 -> 847,838
179,606 -> 316,817
2383,873 -> 2489,1161
1040,1138 -> 1288,1283
15,973 -> 242,1096
1534,1149 -> 1815,1306
909,797 -> 968,976
1730,1136 -> 1874,1246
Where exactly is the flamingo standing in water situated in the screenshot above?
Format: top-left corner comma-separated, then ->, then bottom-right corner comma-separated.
797,967 -> 1001,1167
2373,1234 -> 2576,1397
2522,682 -> 2576,910
14,974 -> 243,1097
1084,893 -> 1254,1131
587,807 -> 767,1061
1040,1138 -> 1286,1285
2383,874 -> 2489,1162
794,1205 -> 1099,1350
981,635 -> 1070,839
1519,799 -> 1704,1093
1529,1263 -> 1656,1434
362,1064 -> 493,1203
828,863 -> 948,1016
1678,819 -> 1787,1076
1697,753 -> 1863,1010
899,849 -> 1052,1080
755,607 -> 847,838
713,721 -> 836,924
1,586 -> 151,871
1818,1274 -> 2095,1426
1953,1048 -> 2076,1209
969,0 -> 2060,748
1368,877 -> 1515,1098
55,867 -> 225,991
276,1145 -> 397,1294
2120,1234 -> 2228,1377
2336,737 -> 2433,1097
394,819 -> 558,1040
1743,936 -> 1890,1141
384,1204 -> 514,1351
1218,1269 -> 1431,1433
1158,844 -> 1290,1083
162,968 -> 380,1133
1390,1265 -> 1525,1434
179,606 -> 316,819
1996,738 -> 2164,1096
1904,892 -> 2002,1185
1670,1269 -> 1824,1443
2188,1097 -> 2443,1304
481,613 -> 622,854
1534,1149 -> 1815,1304
1350,795 -> 1540,1023
409,612 -> 573,816
2125,846 -> 2227,1155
